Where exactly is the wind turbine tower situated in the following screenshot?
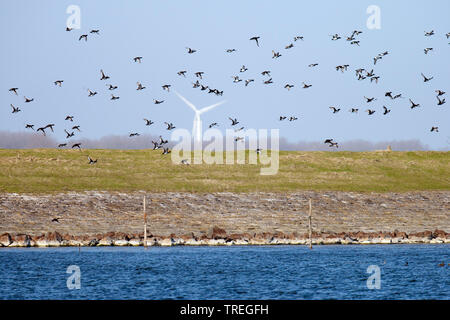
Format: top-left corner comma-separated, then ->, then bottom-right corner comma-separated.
174,91 -> 226,142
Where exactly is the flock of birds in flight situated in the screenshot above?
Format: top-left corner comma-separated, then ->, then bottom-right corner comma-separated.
7,26 -> 449,163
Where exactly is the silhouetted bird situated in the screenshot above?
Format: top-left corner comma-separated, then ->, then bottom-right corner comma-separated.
100,69 -> 110,80
421,73 -> 433,82
249,36 -> 260,47
88,156 -> 97,164
11,104 -> 20,113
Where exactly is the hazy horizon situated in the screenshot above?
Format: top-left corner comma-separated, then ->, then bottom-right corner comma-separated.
0,130 -> 443,151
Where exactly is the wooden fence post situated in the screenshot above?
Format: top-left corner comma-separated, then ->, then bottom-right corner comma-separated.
143,196 -> 147,249
308,199 -> 312,249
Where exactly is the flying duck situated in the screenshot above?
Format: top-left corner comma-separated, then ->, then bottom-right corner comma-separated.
9,88 -> 18,95
421,73 -> 433,82
330,34 -> 341,40
159,136 -> 168,145
245,79 -> 254,86
133,56 -> 143,63
65,116 -> 74,122
249,36 -> 260,47
284,84 -> 294,90
136,82 -> 146,90
229,117 -> 239,126
36,127 -> 46,135
437,96 -> 446,105
44,124 -> 55,132
24,96 -> 34,103
25,124 -> 34,130
186,47 -> 197,54
106,84 -> 118,90
272,50 -> 281,58
154,99 -> 164,104
10,104 -> 20,113
165,122 -> 176,130
329,142 -> 339,148
382,106 -> 391,115
409,99 -> 420,109
100,69 -> 110,80
329,106 -> 340,113
111,94 -> 120,100
193,71 -> 204,79
152,141 -> 161,150
364,96 -> 376,103
88,156 -> 97,164
232,75 -> 242,83
144,119 -> 154,126
88,89 -> 97,96
79,34 -> 88,41
54,80 -> 64,87
162,84 -> 171,92
64,130 -> 74,138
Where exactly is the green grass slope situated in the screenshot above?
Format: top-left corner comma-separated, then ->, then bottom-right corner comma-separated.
0,149 -> 448,193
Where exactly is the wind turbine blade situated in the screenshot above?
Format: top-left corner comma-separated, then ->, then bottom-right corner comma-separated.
198,101 -> 226,114
174,91 -> 198,112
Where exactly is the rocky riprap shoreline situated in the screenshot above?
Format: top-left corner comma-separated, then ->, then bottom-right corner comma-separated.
0,191 -> 449,247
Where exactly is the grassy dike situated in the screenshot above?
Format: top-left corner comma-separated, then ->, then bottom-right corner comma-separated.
0,149 -> 448,193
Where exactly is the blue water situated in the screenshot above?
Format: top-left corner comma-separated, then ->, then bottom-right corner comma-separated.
0,245 -> 448,300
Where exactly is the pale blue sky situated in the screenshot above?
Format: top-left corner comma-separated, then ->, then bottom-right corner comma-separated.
1,0 -> 449,149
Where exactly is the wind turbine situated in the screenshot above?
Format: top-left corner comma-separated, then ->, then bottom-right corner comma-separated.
174,91 -> 225,142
